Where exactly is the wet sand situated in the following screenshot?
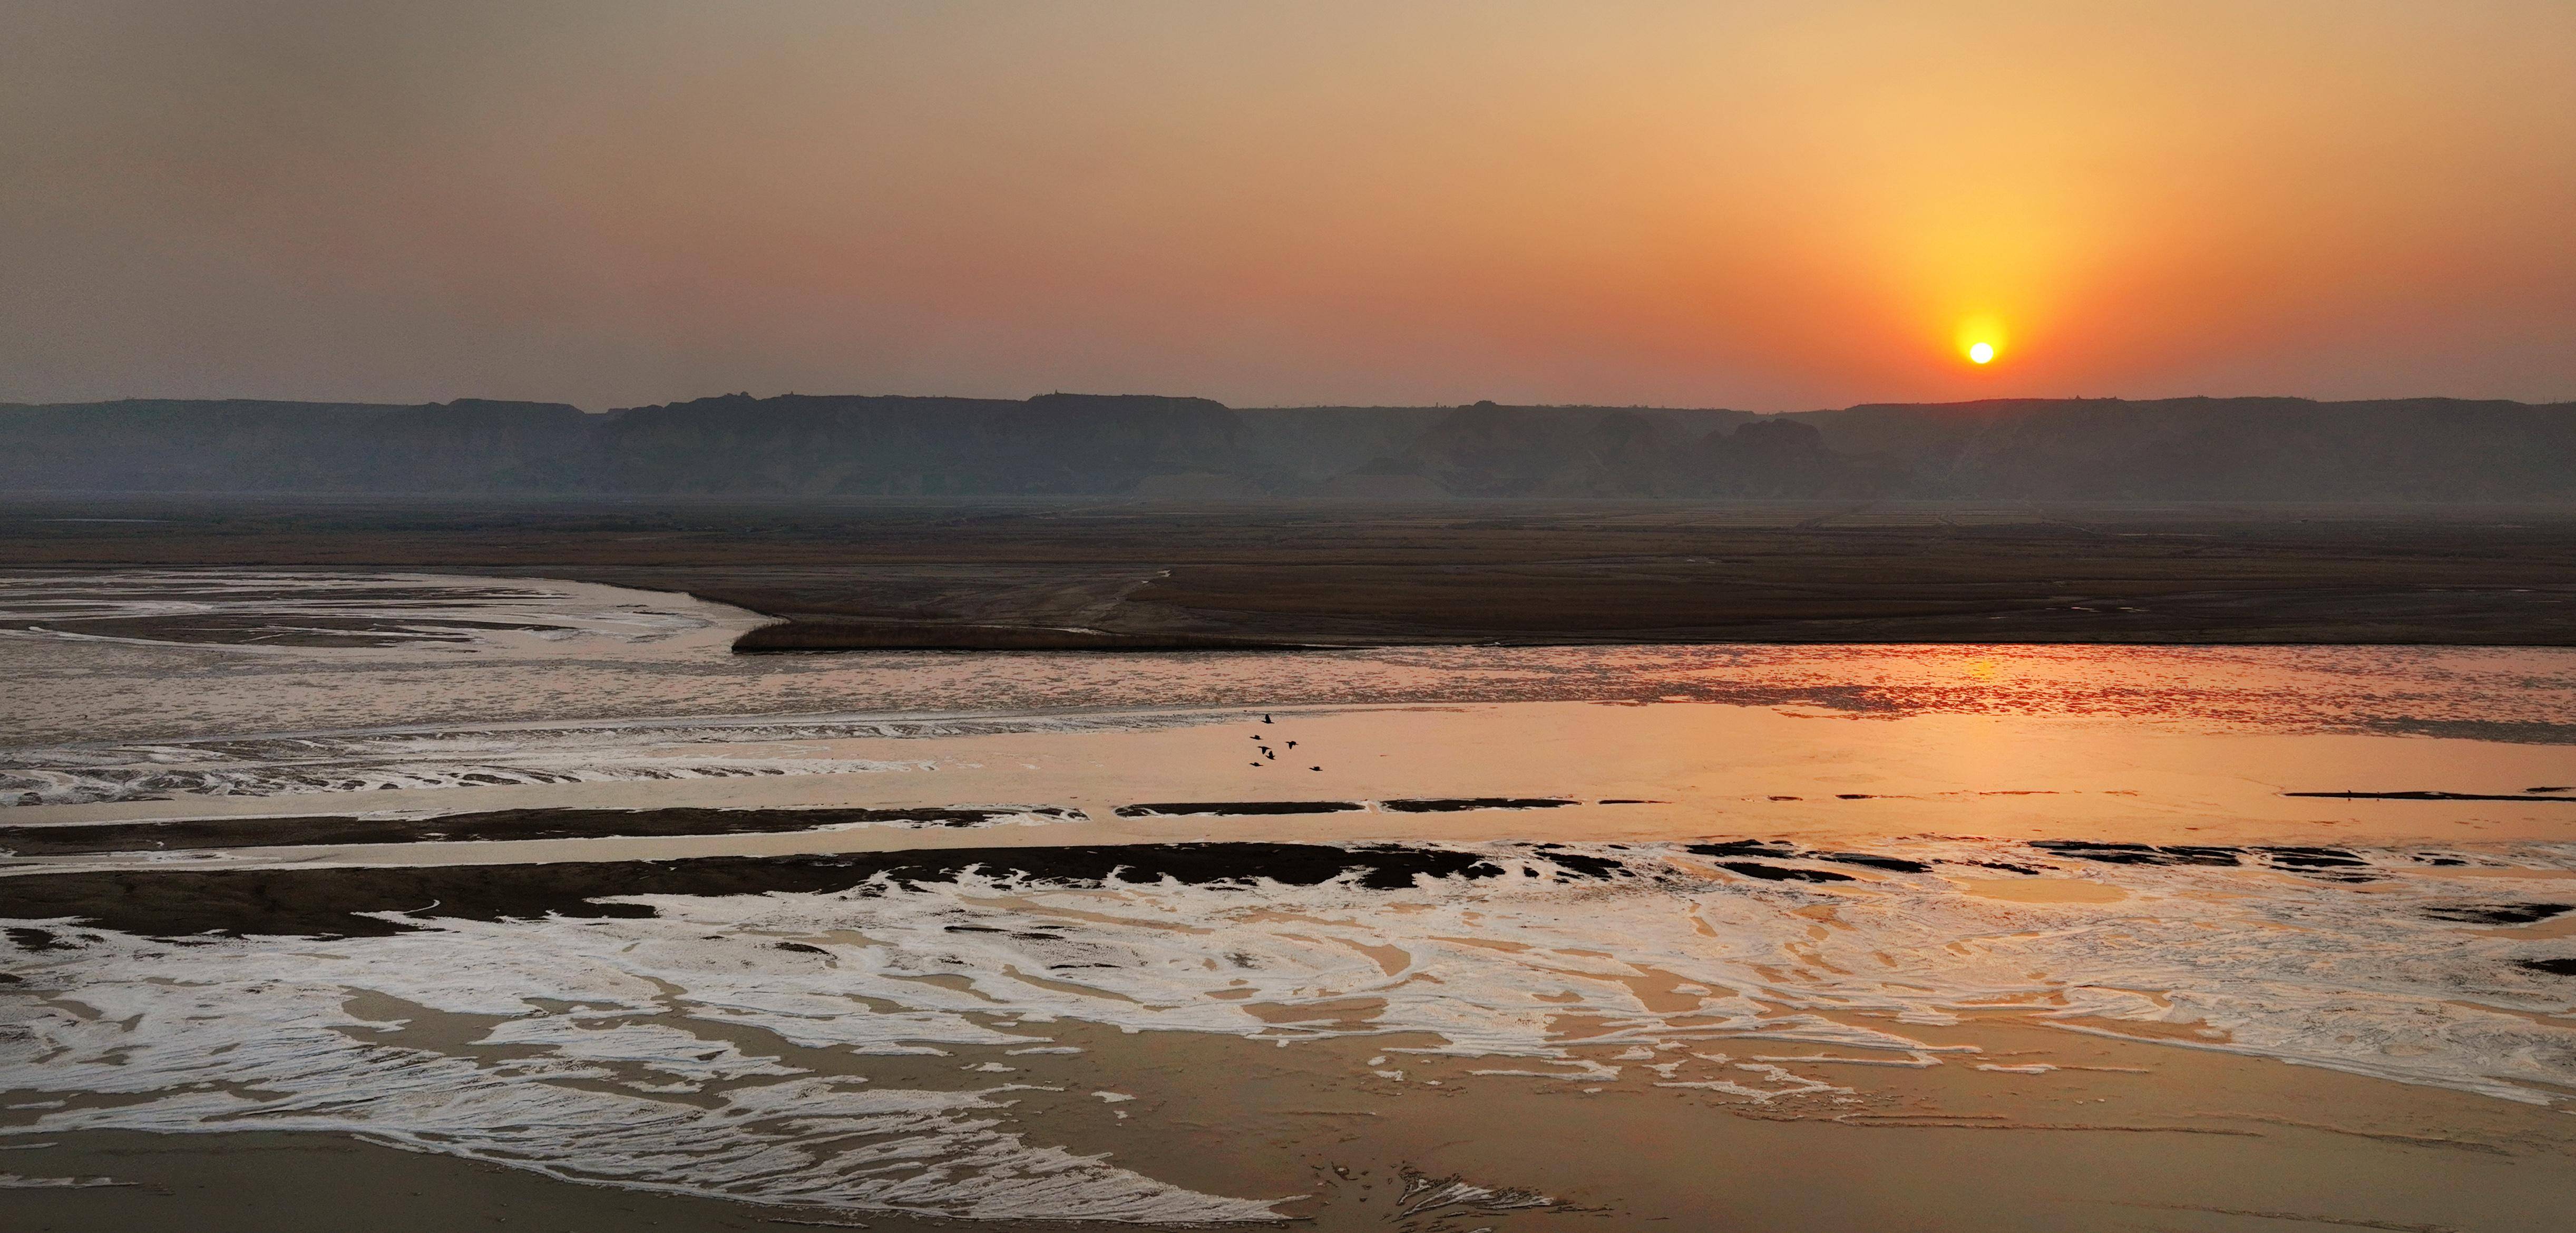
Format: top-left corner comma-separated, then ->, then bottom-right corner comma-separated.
0,842 -> 1538,937
0,805 -> 1081,857
7,568 -> 2576,1230
7,1011 -> 2573,1232
17,700 -> 2576,865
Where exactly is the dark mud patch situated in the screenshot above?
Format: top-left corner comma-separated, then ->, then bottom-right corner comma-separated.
0,805 -> 1081,857
1687,839 -> 1800,858
1816,852 -> 1933,873
2033,840 -> 2378,879
1527,851 -> 1629,879
2254,846 -> 2371,869
2030,841 -> 2244,867
2422,903 -> 2574,926
1711,861 -> 1856,884
1110,801 -> 1366,819
1380,798 -> 1578,813
735,619 -> 1323,652
5,925 -> 75,951
0,842 -> 1632,939
1962,860 -> 2045,875
1683,839 -> 1928,875
2252,846 -> 2378,880
2284,790 -> 2576,803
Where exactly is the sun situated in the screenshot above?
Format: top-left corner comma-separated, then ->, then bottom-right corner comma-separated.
1953,314 -> 2008,367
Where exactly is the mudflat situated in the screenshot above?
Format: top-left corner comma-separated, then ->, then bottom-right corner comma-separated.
12,829 -> 2576,1231
7,538 -> 2575,1232
8,496 -> 2576,646
8,1013 -> 2574,1233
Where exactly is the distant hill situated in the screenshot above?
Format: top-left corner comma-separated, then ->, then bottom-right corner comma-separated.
2,392 -> 2569,502
1798,397 -> 2576,502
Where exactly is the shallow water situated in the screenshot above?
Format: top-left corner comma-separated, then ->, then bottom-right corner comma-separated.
4,569 -> 2575,1224
8,570 -> 2576,752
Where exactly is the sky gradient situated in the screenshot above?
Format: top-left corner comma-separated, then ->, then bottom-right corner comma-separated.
4,1 -> 2571,410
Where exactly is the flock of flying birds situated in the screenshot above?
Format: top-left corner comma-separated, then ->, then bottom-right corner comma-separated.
1247,713 -> 1322,772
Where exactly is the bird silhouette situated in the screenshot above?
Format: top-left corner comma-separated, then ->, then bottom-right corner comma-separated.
1310,765 -> 1321,771
1285,741 -> 1297,749
1262,714 -> 1272,724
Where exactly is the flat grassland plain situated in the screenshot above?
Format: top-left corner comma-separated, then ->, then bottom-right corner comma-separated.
4,498 -> 2575,1232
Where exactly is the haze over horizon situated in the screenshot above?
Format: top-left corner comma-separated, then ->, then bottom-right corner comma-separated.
11,12 -> 2576,1231
5,2 -> 2573,411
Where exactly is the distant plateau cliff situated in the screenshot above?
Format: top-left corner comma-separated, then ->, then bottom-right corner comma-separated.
3,392 -> 2571,503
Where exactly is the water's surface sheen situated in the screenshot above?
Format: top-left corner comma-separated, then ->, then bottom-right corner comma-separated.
4,570 -> 2574,1224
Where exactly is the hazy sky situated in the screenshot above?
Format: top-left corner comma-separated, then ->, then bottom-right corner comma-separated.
4,1 -> 2571,410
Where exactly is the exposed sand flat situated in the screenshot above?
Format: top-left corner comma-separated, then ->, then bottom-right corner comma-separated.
5,994 -> 2573,1231
5,567 -> 2574,1230
8,837 -> 2575,1156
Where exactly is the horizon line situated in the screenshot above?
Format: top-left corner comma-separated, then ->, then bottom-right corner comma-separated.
10,391 -> 2574,416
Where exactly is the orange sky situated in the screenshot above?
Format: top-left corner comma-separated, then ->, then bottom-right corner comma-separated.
3,1 -> 2571,409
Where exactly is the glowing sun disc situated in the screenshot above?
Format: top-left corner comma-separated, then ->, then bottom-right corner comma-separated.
1968,342 -> 1996,365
